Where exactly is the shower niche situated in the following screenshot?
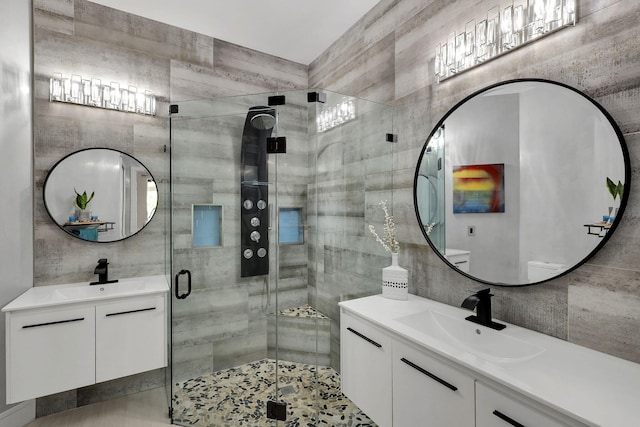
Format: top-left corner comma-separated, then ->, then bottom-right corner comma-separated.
169,90 -> 394,426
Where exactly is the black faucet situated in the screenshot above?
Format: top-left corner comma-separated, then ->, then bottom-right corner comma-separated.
461,288 -> 505,330
90,258 -> 119,285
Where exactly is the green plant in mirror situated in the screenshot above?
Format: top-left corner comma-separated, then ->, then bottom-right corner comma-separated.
606,177 -> 624,201
74,188 -> 94,209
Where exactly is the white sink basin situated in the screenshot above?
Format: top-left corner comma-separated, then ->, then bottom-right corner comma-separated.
395,309 -> 544,363
54,280 -> 146,299
2,275 -> 169,312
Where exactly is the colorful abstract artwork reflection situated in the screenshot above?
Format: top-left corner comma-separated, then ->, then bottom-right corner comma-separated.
453,163 -> 505,213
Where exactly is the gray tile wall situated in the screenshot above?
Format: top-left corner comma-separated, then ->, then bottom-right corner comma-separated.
309,0 -> 640,365
33,0 -> 307,416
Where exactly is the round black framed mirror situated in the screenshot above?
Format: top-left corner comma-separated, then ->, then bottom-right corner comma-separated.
43,148 -> 158,243
414,79 -> 630,286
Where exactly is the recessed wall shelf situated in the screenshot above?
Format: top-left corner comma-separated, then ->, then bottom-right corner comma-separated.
192,205 -> 223,248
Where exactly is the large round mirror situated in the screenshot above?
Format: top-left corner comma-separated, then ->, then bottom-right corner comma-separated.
414,79 -> 630,286
44,148 -> 158,243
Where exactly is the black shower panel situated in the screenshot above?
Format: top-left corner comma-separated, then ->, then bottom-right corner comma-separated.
241,106 -> 275,277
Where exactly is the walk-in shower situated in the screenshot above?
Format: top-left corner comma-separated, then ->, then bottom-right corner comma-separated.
169,90 -> 394,426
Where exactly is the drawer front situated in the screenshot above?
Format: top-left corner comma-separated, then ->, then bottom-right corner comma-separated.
7,305 -> 96,403
95,294 -> 166,382
393,339 -> 475,427
341,310 -> 392,427
447,254 -> 470,272
476,382 -> 571,427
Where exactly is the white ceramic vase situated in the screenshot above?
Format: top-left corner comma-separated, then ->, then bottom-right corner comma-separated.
382,252 -> 408,300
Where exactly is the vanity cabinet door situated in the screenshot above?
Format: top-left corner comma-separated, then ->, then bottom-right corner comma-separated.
340,310 -> 393,427
95,294 -> 167,382
393,339 -> 475,427
6,305 -> 95,403
476,382 -> 571,427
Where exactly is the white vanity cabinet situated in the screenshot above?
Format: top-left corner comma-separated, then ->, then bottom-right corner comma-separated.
476,382 -> 571,427
3,276 -> 169,404
341,309 -> 393,427
445,249 -> 470,273
339,294 -> 640,427
393,339 -> 475,427
6,304 -> 95,403
96,294 -> 167,382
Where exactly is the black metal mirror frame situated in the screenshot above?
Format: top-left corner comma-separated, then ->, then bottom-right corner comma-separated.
43,147 -> 158,243
413,78 -> 631,286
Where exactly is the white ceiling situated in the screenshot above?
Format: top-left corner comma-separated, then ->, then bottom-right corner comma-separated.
89,0 -> 380,65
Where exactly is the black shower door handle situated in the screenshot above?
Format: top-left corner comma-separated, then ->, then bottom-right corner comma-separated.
175,269 -> 192,299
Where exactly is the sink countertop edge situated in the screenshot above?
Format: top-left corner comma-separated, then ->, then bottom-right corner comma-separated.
339,294 -> 640,427
2,275 -> 170,312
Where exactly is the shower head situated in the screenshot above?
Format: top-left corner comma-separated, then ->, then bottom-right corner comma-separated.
250,113 -> 276,130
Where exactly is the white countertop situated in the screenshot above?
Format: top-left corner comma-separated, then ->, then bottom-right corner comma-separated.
2,275 -> 169,312
339,294 -> 640,427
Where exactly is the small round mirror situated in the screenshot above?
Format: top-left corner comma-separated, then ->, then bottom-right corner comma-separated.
414,79 -> 630,286
43,148 -> 158,243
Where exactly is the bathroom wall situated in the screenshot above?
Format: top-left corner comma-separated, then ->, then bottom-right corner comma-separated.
0,0 -> 34,421
309,0 -> 640,364
445,94 -> 520,284
33,0 -> 306,415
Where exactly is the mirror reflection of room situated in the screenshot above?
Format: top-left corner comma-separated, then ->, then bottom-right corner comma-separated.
43,149 -> 158,242
416,81 -> 627,285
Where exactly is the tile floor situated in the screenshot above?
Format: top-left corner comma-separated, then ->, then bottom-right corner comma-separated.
24,386 -> 171,427
24,360 -> 376,427
173,359 -> 376,426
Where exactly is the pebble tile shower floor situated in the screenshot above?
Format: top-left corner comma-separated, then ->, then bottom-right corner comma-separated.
173,359 -> 376,426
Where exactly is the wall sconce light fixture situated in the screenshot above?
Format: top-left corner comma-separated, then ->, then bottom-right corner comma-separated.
316,97 -> 357,133
435,0 -> 576,82
49,73 -> 156,116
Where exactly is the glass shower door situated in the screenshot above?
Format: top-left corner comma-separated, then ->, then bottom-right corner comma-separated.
168,89 -> 393,426
168,92 -> 320,426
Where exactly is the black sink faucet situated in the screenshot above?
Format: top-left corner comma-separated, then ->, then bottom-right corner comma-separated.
90,258 -> 119,285
461,288 -> 506,330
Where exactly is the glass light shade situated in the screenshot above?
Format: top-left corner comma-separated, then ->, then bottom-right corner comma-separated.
91,78 -> 101,105
434,44 -> 443,79
121,88 -> 129,110
546,0 -> 560,25
137,91 -> 146,114
51,73 -> 63,101
513,4 -> 525,31
144,90 -> 154,115
465,20 -> 475,58
563,0 -> 576,24
501,6 -> 514,50
102,85 -> 111,108
487,6 -> 499,57
70,75 -> 82,102
447,32 -> 456,71
455,33 -> 465,71
110,82 -> 121,108
475,20 -> 487,62
534,0 -> 546,34
63,78 -> 71,102
82,79 -> 91,104
128,86 -> 137,112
